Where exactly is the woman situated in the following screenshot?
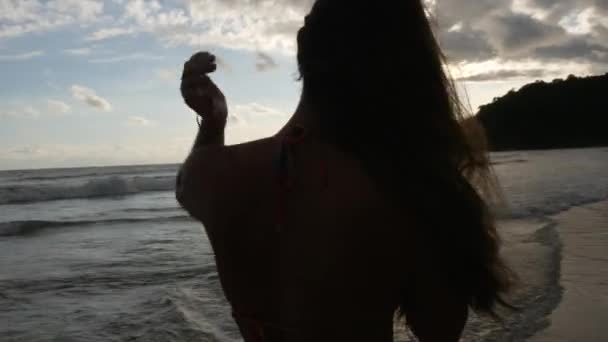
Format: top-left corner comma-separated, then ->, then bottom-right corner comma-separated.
176,0 -> 514,341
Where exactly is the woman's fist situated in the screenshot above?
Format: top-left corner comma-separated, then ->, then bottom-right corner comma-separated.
181,52 -> 227,126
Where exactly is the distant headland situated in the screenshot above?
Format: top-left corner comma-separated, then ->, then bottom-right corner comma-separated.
476,73 -> 608,151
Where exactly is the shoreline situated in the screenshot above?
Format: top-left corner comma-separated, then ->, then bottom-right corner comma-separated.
530,200 -> 608,341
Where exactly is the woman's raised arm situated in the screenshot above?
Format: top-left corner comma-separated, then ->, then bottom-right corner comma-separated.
176,52 -> 232,224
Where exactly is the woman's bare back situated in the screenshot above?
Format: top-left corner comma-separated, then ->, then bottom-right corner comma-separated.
194,134 -> 409,341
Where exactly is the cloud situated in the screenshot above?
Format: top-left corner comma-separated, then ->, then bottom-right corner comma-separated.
533,36 -> 608,63
430,0 -> 608,82
156,68 -> 179,82
47,100 -> 71,114
439,26 -> 496,62
117,0 -> 312,53
9,146 -> 46,156
0,106 -> 40,118
231,102 -> 287,122
70,84 -> 112,111
223,102 -> 290,144
85,27 -> 135,41
595,24 -> 608,43
458,69 -> 547,82
47,0 -> 105,22
452,58 -> 593,82
88,53 -> 164,63
64,48 -> 92,55
123,0 -> 190,33
0,0 -> 104,39
521,0 -> 608,21
127,116 -> 153,126
0,51 -> 44,61
434,0 -> 510,28
144,0 -> 606,79
478,13 -> 567,57
2,0 -> 606,86
255,51 -> 278,71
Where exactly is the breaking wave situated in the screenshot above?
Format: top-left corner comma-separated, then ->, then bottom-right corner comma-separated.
0,216 -> 190,237
0,175 -> 176,204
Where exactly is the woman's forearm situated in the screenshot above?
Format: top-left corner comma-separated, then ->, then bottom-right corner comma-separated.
176,119 -> 226,210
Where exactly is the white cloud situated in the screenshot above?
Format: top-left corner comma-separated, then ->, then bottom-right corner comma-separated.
0,0 -> 104,39
46,0 -> 104,22
0,0 -> 605,91
511,0 -> 550,20
0,105 -> 40,118
231,102 -> 287,123
70,84 -> 112,111
0,50 -> 44,61
107,0 -> 311,53
109,0 -> 605,79
558,6 -> 607,35
127,115 -> 153,126
64,47 -> 92,55
47,100 -> 71,114
121,0 -> 190,37
85,27 -> 135,41
452,58 -> 594,82
88,53 -> 164,63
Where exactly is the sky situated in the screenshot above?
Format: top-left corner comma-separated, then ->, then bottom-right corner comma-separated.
0,0 -> 606,170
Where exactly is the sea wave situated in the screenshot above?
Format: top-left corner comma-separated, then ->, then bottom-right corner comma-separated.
0,175 -> 176,204
0,164 -> 179,183
0,216 -> 190,237
491,158 -> 528,166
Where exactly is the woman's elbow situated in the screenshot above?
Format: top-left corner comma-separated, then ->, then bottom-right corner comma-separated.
175,169 -> 191,210
175,148 -> 228,222
175,165 -> 212,222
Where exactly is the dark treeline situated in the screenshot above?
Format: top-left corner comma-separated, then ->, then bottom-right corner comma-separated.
476,73 -> 608,151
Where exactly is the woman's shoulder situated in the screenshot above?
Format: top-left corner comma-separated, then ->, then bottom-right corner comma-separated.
228,136 -> 280,199
228,136 -> 279,166
176,136 -> 279,224
213,135 -> 280,197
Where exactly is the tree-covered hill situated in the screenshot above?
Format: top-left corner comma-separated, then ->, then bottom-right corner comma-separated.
476,73 -> 608,151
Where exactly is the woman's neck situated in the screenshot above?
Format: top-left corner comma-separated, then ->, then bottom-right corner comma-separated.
277,99 -> 320,138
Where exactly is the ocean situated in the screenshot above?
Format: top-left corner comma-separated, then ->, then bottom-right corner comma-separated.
1,147 -> 608,341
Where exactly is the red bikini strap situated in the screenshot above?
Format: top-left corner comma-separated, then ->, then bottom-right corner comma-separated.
275,125 -> 329,232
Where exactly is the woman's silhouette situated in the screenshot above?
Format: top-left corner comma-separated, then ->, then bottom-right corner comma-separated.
177,1 -> 514,341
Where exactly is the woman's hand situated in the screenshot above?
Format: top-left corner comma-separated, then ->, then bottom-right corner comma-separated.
181,52 -> 228,126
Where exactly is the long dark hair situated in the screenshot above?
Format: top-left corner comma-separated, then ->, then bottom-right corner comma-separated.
297,0 -> 514,318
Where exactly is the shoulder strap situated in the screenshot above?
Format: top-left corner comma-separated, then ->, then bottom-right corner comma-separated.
273,125 -> 306,232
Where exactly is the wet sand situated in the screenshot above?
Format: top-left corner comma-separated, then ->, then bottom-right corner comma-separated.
530,200 -> 608,341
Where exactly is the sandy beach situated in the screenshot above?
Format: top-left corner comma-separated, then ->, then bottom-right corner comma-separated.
530,200 -> 608,341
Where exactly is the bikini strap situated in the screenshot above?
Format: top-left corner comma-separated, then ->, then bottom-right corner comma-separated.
273,124 -> 329,233
274,125 -> 305,232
